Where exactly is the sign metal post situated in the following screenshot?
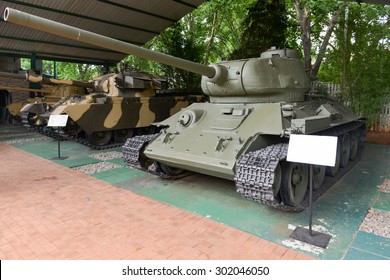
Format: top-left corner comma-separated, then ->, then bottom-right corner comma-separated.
287,134 -> 338,248
47,115 -> 69,160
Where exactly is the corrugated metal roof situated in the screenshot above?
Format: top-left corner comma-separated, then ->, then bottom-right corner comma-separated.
0,0 -> 206,65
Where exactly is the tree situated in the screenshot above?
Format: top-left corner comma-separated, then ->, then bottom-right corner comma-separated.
320,3 -> 390,127
230,0 -> 288,60
288,0 -> 347,78
122,0 -> 255,89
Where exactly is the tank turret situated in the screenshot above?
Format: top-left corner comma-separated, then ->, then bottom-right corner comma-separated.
4,8 -> 366,211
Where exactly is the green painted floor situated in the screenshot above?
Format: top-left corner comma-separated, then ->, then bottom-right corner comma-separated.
2,125 -> 389,260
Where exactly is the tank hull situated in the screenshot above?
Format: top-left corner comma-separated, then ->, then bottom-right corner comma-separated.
54,95 -> 202,134
145,97 -> 361,179
144,102 -> 285,180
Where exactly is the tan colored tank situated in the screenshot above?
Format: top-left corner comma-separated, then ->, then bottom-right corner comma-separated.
4,8 -> 366,211
0,71 -> 90,125
48,70 -> 204,148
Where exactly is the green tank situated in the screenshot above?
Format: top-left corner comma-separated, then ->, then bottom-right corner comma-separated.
4,8 -> 366,211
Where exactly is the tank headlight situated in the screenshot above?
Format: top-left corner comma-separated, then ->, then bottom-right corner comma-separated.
178,110 -> 195,127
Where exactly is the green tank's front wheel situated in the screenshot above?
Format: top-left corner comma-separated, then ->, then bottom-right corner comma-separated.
157,162 -> 185,176
280,161 -> 308,207
86,130 -> 112,146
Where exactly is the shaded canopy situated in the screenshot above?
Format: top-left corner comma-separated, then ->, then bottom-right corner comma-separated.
0,0 -> 206,65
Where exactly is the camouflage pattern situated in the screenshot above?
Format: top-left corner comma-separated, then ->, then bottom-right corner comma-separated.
44,71 -> 205,146
0,70 -> 89,122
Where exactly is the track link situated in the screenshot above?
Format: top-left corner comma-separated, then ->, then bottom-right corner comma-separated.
235,121 -> 366,212
123,134 -> 159,169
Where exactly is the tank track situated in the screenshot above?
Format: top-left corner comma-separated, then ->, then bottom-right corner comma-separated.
122,134 -> 191,179
20,111 -> 70,141
235,121 -> 365,212
123,134 -> 159,169
71,135 -> 125,150
235,143 -> 289,209
20,111 -> 30,128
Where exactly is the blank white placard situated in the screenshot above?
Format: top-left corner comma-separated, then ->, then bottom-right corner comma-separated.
47,115 -> 68,127
287,134 -> 338,166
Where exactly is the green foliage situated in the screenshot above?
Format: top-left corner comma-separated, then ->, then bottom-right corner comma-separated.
148,21 -> 205,89
54,62 -> 103,81
319,3 -> 390,127
230,0 -> 288,59
122,0 -> 255,89
20,58 -> 102,81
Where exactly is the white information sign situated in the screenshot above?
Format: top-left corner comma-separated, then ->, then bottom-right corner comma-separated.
47,115 -> 68,127
287,134 -> 338,167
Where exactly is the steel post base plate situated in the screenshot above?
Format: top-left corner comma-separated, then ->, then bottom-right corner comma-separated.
51,156 -> 68,160
290,226 -> 332,249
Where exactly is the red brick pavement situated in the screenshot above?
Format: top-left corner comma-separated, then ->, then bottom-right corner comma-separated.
0,143 -> 315,260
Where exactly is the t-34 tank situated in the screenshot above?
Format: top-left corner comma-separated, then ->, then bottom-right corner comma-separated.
4,8 -> 366,211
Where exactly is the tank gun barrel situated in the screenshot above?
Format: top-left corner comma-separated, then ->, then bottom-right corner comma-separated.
4,8 -> 222,83
0,71 -> 26,80
0,70 -> 93,88
27,74 -> 94,88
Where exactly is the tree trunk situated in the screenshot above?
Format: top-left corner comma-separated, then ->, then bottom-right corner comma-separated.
311,2 -> 347,77
204,11 -> 218,65
293,0 -> 312,74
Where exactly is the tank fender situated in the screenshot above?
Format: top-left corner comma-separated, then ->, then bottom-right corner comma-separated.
20,102 -> 46,114
315,103 -> 343,120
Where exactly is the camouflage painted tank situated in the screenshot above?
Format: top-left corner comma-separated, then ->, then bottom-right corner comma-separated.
4,8 -> 366,211
0,70 -> 90,126
49,70 -> 204,148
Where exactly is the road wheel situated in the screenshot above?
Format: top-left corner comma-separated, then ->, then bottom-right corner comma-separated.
280,161 -> 308,207
87,130 -> 112,146
113,129 -> 134,143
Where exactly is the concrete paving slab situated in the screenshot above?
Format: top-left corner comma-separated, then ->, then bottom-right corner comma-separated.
0,139 -> 313,260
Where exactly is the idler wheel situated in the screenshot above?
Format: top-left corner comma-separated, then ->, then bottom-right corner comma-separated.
313,165 -> 325,190
349,130 -> 359,161
113,129 -> 134,143
340,133 -> 351,168
157,162 -> 185,176
86,130 -> 112,146
280,161 -> 308,207
62,118 -> 81,137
